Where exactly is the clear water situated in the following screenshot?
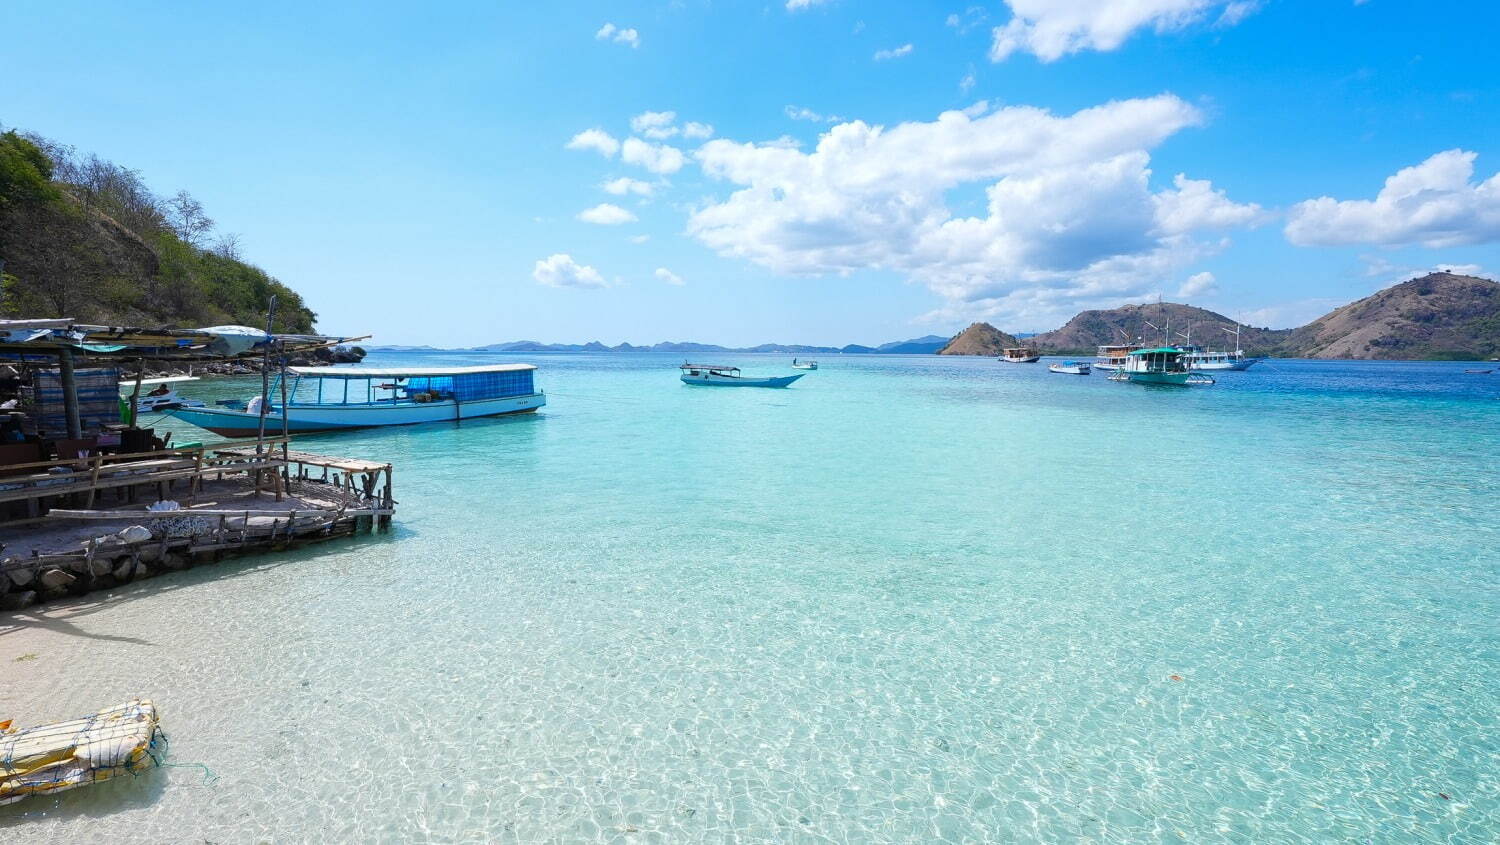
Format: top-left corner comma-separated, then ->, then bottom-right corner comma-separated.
3,354 -> 1497,842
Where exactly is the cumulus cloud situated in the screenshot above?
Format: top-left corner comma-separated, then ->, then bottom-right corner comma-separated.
655,267 -> 685,285
688,95 -> 1260,327
631,110 -> 678,139
534,254 -> 608,288
622,137 -> 686,174
1285,149 -> 1500,247
1177,271 -> 1218,297
577,203 -> 638,225
566,128 -> 620,158
682,122 -> 715,140
595,23 -> 640,48
989,1 -> 1262,63
874,43 -> 915,61
601,177 -> 654,197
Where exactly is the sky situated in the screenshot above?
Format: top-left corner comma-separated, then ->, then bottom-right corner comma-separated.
3,0 -> 1499,347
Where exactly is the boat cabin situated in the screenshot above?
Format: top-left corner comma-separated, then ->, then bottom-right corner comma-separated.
1126,347 -> 1189,374
680,364 -> 740,378
282,364 -> 538,407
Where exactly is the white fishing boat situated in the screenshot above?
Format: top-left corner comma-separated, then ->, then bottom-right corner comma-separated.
127,376 -> 206,413
1184,324 -> 1262,370
999,346 -> 1040,363
680,363 -> 804,388
791,359 -> 818,370
1048,361 -> 1091,375
166,364 -> 544,436
1094,343 -> 1143,371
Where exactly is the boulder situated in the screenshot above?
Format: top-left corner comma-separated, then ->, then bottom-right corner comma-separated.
117,525 -> 153,544
7,566 -> 34,588
89,556 -> 114,578
39,569 -> 77,591
0,590 -> 37,611
161,552 -> 190,571
130,564 -> 153,582
111,558 -> 136,581
137,544 -> 163,563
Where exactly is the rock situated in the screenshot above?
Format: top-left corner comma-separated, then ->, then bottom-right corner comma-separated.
130,564 -> 153,582
89,556 -> 114,578
161,551 -> 190,571
117,525 -> 153,543
0,590 -> 37,611
7,566 -> 33,588
39,569 -> 77,591
111,558 -> 136,580
137,544 -> 162,563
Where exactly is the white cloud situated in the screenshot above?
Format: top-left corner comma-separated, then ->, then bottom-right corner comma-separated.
601,177 -> 654,197
631,110 -> 678,139
1285,149 -> 1500,247
622,138 -> 686,174
960,67 -> 977,93
1231,297 -> 1345,330
534,254 -> 608,288
566,128 -> 620,158
786,105 -> 843,123
595,23 -> 640,48
1154,173 -> 1268,234
688,95 -> 1261,328
947,7 -> 989,34
1361,254 -> 1490,282
630,234 -> 651,244
989,1 -> 1262,63
682,122 -> 715,140
577,203 -> 638,225
1177,271 -> 1218,298
655,267 -> 685,285
786,0 -> 831,10
874,43 -> 915,61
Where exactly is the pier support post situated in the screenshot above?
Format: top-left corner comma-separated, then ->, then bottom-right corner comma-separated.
57,347 -> 82,439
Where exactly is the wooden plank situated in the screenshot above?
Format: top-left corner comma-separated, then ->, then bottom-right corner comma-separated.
46,507 -> 393,519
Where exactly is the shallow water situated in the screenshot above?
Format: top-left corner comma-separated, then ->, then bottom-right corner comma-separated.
3,354 -> 1497,842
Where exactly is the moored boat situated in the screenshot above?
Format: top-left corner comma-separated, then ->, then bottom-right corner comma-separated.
1107,347 -> 1215,386
999,346 -> 1040,363
1186,323 -> 1262,370
127,376 -> 206,414
791,359 -> 818,370
166,364 -> 545,436
1048,361 -> 1091,374
680,363 -> 804,387
1094,343 -> 1143,371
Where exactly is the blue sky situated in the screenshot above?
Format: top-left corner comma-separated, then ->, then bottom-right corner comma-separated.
4,0 -> 1498,346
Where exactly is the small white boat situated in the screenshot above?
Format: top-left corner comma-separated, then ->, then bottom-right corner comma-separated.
167,364 -> 545,436
791,359 -> 818,370
1095,343 -> 1143,371
129,376 -> 206,413
1048,361 -> 1091,375
680,363 -> 804,388
1185,324 -> 1262,370
999,346 -> 1040,363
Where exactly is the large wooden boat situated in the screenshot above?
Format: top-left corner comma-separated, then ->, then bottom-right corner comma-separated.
167,364 -> 545,436
1107,347 -> 1215,386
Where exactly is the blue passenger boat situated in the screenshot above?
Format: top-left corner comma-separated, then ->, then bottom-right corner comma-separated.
166,364 -> 545,436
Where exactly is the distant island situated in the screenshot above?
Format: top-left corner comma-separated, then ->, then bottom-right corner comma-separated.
370,335 -> 954,356
937,272 -> 1498,361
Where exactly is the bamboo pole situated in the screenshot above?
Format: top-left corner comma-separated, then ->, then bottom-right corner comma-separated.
126,358 -> 145,427
254,296 -> 277,498
57,347 -> 82,439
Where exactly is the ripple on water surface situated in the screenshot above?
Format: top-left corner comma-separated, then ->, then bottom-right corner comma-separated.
2,354 -> 1497,842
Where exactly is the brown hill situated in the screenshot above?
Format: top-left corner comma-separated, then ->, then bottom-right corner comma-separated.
937,322 -> 1020,356
1030,302 -> 1288,355
1277,272 -> 1499,360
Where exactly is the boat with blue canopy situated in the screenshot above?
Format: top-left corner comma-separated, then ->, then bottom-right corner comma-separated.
166,364 -> 545,436
1107,347 -> 1214,386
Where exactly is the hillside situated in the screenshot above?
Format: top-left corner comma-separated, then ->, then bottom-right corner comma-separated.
1277,272 -> 1499,360
1029,302 -> 1288,355
937,322 -> 1020,356
0,127 -> 315,331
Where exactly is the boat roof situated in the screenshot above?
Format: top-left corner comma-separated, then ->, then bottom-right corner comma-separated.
1130,347 -> 1183,355
289,364 -> 536,378
680,363 -> 738,370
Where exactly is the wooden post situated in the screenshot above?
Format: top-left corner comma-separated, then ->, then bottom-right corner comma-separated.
254,296 -> 277,498
126,358 -> 145,427
57,347 -> 83,439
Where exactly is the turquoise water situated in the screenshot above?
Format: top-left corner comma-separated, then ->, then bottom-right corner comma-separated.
3,353 -> 1498,842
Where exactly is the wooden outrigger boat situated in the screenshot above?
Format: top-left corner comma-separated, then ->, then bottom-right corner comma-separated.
1107,347 -> 1215,386
680,363 -> 805,388
167,364 -> 545,436
999,347 -> 1040,363
791,359 -> 818,370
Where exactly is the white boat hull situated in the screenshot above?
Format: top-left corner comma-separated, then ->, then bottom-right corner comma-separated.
1188,358 -> 1262,371
168,393 -> 545,436
999,356 -> 1040,363
1048,364 -> 1090,374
